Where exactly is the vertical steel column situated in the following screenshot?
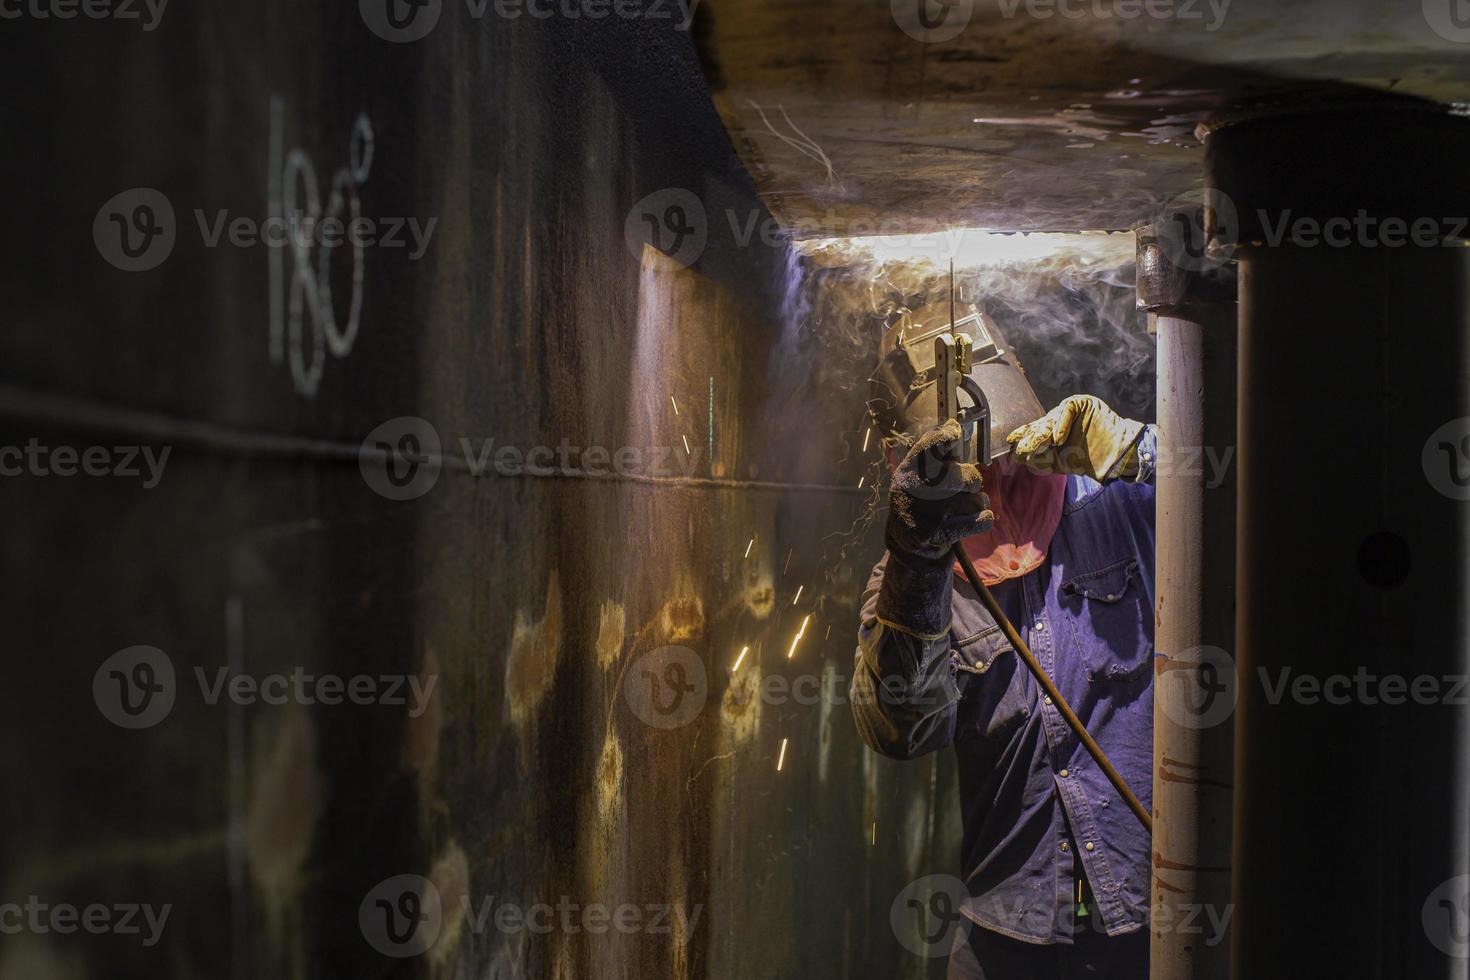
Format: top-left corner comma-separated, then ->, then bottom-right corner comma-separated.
1203,105 -> 1470,979
1137,220 -> 1237,980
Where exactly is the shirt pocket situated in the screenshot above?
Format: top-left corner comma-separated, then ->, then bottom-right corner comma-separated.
950,623 -> 1013,675
950,626 -> 1030,742
1059,557 -> 1153,682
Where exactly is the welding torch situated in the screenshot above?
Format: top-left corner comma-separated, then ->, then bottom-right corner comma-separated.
935,332 -> 1153,835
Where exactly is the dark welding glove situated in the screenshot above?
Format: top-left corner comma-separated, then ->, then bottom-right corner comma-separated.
878,420 -> 995,637
1006,395 -> 1144,481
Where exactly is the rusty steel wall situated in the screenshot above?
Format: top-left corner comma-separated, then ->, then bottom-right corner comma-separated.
0,5 -> 962,979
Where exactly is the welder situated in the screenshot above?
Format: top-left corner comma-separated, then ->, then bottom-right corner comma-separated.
852,309 -> 1156,979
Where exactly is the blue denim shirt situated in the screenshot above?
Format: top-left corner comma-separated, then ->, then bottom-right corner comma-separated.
852,428 -> 1157,944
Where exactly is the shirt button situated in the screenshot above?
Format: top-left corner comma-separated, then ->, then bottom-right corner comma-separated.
1060,842 -> 1070,853
1085,842 -> 1096,852
1034,622 -> 1046,632
1009,560 -> 1020,570
1059,769 -> 1069,778
1044,696 -> 1053,705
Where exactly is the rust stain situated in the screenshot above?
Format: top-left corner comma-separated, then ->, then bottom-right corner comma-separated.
1154,651 -> 1202,677
429,843 -> 470,966
246,710 -> 321,944
404,647 -> 442,818
658,595 -> 706,644
1159,753 -> 1232,789
1153,871 -> 1188,895
666,859 -> 694,980
596,729 -> 624,823
712,572 -> 774,622
506,571 -> 563,727
720,658 -> 762,744
1154,853 -> 1232,874
745,579 -> 775,619
595,600 -> 626,670
583,728 -> 629,913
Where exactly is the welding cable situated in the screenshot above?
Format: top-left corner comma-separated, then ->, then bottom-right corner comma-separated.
952,544 -> 1154,834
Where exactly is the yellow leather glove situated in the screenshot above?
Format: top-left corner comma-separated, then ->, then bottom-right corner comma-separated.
1005,395 -> 1144,481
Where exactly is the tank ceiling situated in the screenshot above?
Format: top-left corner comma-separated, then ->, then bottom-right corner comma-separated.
698,0 -> 1470,235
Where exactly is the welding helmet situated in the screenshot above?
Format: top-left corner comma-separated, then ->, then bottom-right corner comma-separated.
871,306 -> 1044,462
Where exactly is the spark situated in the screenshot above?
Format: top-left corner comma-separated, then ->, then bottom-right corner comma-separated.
787,614 -> 811,659
783,548 -> 793,575
862,427 -> 871,452
681,434 -> 691,454
776,738 -> 789,771
670,395 -> 680,415
744,537 -> 754,558
732,645 -> 749,671
792,585 -> 803,605
857,476 -> 865,489
871,822 -> 877,845
824,625 -> 832,640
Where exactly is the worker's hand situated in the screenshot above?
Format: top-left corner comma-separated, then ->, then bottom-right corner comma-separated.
886,419 -> 995,561
1006,395 -> 1144,481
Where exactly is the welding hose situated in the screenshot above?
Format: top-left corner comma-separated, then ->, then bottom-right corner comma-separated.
951,544 -> 1154,834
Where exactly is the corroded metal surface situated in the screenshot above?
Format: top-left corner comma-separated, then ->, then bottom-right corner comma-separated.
698,0 -> 1470,235
0,6 -> 959,979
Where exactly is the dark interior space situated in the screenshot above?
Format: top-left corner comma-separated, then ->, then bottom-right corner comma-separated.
2,2 -> 1469,978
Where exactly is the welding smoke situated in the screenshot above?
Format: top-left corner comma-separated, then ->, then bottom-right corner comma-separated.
775,231 -> 1153,428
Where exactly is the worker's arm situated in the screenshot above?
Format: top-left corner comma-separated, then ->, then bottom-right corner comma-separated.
849,420 -> 993,760
1130,424 -> 1159,483
850,553 -> 966,759
1005,395 -> 1155,482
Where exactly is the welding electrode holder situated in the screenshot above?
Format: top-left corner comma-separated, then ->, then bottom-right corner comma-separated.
933,334 -> 992,466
